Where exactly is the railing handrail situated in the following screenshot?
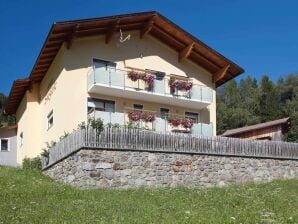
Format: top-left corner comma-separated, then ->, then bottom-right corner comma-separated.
43,127 -> 298,169
89,110 -> 213,126
92,66 -> 210,89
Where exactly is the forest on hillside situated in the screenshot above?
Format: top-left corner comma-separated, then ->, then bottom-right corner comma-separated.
0,93 -> 15,127
217,74 -> 298,142
1,74 -> 297,142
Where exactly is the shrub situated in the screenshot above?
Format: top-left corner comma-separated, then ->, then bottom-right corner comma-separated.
59,131 -> 69,140
88,117 -> 104,132
23,157 -> 42,170
40,148 -> 49,158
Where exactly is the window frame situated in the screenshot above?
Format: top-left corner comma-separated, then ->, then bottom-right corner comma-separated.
160,108 -> 169,118
47,110 -> 54,130
93,58 -> 117,71
133,104 -> 143,111
20,132 -> 24,147
0,138 -> 9,152
87,98 -> 116,114
185,111 -> 199,123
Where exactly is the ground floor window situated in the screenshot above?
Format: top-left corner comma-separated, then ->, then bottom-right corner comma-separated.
0,139 -> 8,151
88,98 -> 115,114
185,112 -> 199,123
160,108 -> 169,118
20,132 -> 23,147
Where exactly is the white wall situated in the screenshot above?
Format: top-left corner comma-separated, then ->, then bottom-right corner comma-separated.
0,128 -> 18,167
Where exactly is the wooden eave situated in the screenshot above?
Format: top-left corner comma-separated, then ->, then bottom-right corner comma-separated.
6,11 -> 244,115
5,79 -> 31,115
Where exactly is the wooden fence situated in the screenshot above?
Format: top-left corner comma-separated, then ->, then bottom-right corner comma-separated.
43,127 -> 298,169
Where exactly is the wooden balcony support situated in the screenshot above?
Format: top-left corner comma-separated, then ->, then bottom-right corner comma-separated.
105,19 -> 120,44
178,42 -> 195,62
140,15 -> 156,39
66,24 -> 79,50
213,65 -> 230,83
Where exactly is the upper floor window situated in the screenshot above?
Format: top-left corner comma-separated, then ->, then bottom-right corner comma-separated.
185,112 -> 199,123
88,98 -> 115,114
146,69 -> 165,80
133,104 -> 143,111
93,58 -> 116,72
1,139 -> 8,152
47,110 -> 54,130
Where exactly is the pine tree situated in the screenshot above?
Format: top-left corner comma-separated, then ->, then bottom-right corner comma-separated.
239,76 -> 261,125
259,75 -> 281,122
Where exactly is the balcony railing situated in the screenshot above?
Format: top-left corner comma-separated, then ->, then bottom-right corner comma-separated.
89,110 -> 213,137
87,68 -> 213,103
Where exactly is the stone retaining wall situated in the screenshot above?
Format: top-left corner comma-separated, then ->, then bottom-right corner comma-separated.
43,149 -> 298,188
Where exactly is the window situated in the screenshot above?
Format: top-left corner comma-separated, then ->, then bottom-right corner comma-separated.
160,108 -> 169,118
87,98 -> 115,114
20,132 -> 23,146
47,110 -> 54,130
93,58 -> 116,72
133,104 -> 143,111
145,69 -> 165,80
185,112 -> 199,123
1,139 -> 8,151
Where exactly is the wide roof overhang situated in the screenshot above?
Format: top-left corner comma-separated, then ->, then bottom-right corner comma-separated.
5,11 -> 244,115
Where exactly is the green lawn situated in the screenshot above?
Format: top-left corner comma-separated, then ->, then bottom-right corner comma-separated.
0,166 -> 297,224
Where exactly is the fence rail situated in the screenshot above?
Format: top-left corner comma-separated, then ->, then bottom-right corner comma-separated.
43,127 -> 298,169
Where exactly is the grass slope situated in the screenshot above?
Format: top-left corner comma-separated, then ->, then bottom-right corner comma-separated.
0,166 -> 297,224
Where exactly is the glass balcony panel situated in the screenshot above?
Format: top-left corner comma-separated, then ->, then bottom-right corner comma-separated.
95,69 -> 109,85
110,71 -> 124,87
155,117 -> 166,132
191,123 -> 202,135
95,111 -> 111,125
125,78 -> 139,89
190,86 -> 202,101
110,112 -> 125,125
202,123 -> 213,137
202,88 -> 213,102
153,79 -> 165,94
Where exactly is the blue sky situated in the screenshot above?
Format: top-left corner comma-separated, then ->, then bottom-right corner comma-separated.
0,0 -> 297,95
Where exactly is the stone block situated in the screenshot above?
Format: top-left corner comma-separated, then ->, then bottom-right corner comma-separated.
175,161 -> 183,166
95,162 -> 112,169
89,171 -> 101,178
113,163 -> 121,170
82,163 -> 94,171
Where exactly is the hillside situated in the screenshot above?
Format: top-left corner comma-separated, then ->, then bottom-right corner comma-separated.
0,166 -> 297,223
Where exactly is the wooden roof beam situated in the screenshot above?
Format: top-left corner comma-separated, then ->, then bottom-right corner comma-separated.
179,42 -> 195,62
213,65 -> 230,83
105,19 -> 120,44
140,15 -> 156,39
66,24 -> 79,50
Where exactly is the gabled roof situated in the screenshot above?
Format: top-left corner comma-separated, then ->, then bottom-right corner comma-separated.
222,117 -> 290,137
5,79 -> 31,115
5,11 -> 244,115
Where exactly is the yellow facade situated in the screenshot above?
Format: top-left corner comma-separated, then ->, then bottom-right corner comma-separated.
16,31 -> 216,161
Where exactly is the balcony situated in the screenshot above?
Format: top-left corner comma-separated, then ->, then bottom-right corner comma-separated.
87,68 -> 213,110
89,110 -> 213,137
